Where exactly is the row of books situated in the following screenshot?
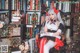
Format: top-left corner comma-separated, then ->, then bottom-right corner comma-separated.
0,0 -> 8,10
73,14 -> 79,32
11,0 -> 41,10
27,0 -> 40,10
71,2 -> 80,13
11,0 -> 23,10
44,1 -> 80,13
26,13 -> 39,25
73,14 -> 80,40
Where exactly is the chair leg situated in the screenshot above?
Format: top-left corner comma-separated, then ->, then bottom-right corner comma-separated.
28,38 -> 35,53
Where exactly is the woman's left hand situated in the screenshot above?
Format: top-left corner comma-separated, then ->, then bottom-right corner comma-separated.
53,32 -> 60,36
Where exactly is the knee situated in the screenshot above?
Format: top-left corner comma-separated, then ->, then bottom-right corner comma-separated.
44,44 -> 49,50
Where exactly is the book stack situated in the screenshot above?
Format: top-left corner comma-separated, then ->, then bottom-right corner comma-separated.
11,0 -> 23,10
27,0 -> 40,10
0,0 -> 8,10
11,11 -> 21,23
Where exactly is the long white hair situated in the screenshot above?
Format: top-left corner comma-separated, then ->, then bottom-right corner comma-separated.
46,8 -> 58,22
48,8 -> 57,19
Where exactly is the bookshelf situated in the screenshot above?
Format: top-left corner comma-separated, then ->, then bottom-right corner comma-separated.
26,0 -> 41,38
0,0 -> 9,39
0,0 -> 79,40
71,1 -> 80,40
0,0 -> 8,10
0,11 -> 9,38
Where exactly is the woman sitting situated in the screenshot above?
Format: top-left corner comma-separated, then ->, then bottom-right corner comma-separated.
36,8 -> 64,53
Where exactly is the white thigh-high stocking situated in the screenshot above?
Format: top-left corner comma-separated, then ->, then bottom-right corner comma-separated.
44,40 -> 56,53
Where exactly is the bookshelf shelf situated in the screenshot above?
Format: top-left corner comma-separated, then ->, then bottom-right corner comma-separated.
25,0 -> 41,38
26,10 -> 41,12
0,11 -> 9,13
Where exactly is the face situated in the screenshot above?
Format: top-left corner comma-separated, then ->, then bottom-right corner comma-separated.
48,13 -> 55,20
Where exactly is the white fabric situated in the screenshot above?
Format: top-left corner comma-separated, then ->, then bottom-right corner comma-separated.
40,32 -> 61,39
45,22 -> 58,31
57,29 -> 62,33
40,21 -> 61,39
44,40 -> 56,53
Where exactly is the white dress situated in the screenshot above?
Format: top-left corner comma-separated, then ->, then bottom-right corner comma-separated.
40,21 -> 61,39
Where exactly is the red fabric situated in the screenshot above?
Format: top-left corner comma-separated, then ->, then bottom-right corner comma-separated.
46,7 -> 59,16
53,7 -> 59,14
36,37 -> 64,53
54,38 -> 64,50
36,37 -> 41,48
39,38 -> 47,53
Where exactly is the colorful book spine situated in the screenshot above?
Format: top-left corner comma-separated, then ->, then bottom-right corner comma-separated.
79,2 -> 80,12
26,14 -> 28,24
30,0 -> 32,10
32,0 -> 35,10
20,0 -> 23,10
0,0 -> 1,9
36,0 -> 38,10
29,27 -> 33,38
18,0 -> 20,10
12,0 -> 15,10
1,0 -> 5,9
28,14 -> 30,24
5,0 -> 8,9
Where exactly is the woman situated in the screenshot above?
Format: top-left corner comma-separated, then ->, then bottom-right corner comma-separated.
37,8 -> 64,53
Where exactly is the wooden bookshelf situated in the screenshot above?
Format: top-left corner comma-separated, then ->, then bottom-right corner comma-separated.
0,0 -> 9,10
25,0 -> 41,38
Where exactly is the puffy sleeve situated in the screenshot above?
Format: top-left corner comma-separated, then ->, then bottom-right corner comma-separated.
57,23 -> 64,33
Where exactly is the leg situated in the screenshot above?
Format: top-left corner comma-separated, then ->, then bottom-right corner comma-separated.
39,38 -> 47,53
44,40 -> 56,53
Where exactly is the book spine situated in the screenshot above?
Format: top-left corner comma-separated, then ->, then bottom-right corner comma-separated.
36,0 -> 38,10
29,27 -> 33,38
5,0 -> 8,9
0,0 -> 1,9
1,0 -> 5,9
20,0 -> 23,10
26,14 -> 28,24
30,0 -> 32,10
32,0 -> 35,10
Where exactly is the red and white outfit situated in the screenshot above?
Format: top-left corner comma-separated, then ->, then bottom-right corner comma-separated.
36,7 -> 64,53
39,20 -> 64,53
46,7 -> 64,25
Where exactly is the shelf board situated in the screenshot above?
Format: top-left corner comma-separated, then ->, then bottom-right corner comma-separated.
0,11 -> 9,13
1,36 -> 21,39
26,24 -> 42,28
26,10 -> 41,12
0,9 -> 9,11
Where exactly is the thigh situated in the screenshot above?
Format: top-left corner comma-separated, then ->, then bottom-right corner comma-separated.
45,40 -> 56,49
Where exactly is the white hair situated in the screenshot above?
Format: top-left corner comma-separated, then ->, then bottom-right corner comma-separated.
48,8 -> 57,19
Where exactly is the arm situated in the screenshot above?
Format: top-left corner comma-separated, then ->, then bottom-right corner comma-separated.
53,23 -> 64,36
